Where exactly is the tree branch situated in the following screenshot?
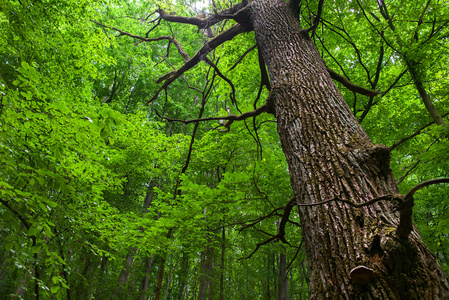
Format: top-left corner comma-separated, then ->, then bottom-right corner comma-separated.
228,44 -> 257,71
405,178 -> 449,200
146,24 -> 247,104
295,178 -> 449,238
389,112 -> 449,151
306,0 -> 324,36
327,67 -> 380,97
157,104 -> 268,131
204,57 -> 237,105
240,197 -> 297,260
0,199 -> 31,230
157,2 -> 249,30
91,20 -> 190,61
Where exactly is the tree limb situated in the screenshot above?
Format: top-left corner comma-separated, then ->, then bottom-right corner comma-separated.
327,67 -> 380,97
389,112 -> 449,151
296,178 -> 449,238
306,0 -> 324,36
91,20 -> 190,61
240,197 -> 297,260
146,24 -> 247,104
0,199 -> 31,230
157,2 -> 249,30
157,104 -> 268,131
228,44 -> 257,71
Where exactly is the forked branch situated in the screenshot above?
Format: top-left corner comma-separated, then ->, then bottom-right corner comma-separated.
157,1 -> 249,30
146,24 -> 247,104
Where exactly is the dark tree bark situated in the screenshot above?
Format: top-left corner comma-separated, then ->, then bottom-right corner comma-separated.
247,0 -> 449,298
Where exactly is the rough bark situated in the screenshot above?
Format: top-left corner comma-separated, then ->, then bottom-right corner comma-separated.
248,0 -> 449,298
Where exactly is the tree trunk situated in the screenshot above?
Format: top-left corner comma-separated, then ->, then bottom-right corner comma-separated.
405,59 -> 447,127
118,247 -> 137,286
278,251 -> 288,300
219,225 -> 225,300
249,0 -> 449,298
154,255 -> 166,300
197,246 -> 214,300
139,254 -> 155,300
163,251 -> 174,300
176,252 -> 189,300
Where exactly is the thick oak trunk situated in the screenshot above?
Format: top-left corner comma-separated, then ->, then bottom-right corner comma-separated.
248,0 -> 449,298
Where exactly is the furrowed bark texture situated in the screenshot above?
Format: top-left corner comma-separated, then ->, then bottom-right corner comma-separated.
249,0 -> 449,298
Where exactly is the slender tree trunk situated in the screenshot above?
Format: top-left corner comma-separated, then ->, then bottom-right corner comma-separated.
118,247 -> 137,286
278,251 -> 288,300
119,181 -> 157,288
249,0 -> 449,298
14,269 -> 30,298
139,254 -> 155,300
154,255 -> 166,300
266,254 -> 272,300
219,225 -> 225,300
405,59 -> 447,127
163,251 -> 174,300
197,247 -> 214,300
177,252 -> 189,300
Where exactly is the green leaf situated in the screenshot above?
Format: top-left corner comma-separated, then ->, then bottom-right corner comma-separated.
51,285 -> 60,294
28,227 -> 39,236
21,61 -> 30,70
38,201 -> 48,212
31,244 -> 42,253
5,243 -> 13,251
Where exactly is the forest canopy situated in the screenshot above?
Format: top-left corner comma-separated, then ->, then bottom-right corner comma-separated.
0,0 -> 448,299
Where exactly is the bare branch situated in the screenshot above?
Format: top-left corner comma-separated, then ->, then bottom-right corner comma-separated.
398,160 -> 421,184
179,67 -> 216,175
327,67 -> 380,97
146,24 -> 247,105
295,194 -> 395,208
204,57 -> 237,105
91,20 -> 190,61
157,104 -> 268,131
306,0 -> 325,36
405,178 -> 449,200
286,239 -> 303,272
228,44 -> 257,71
240,197 -> 297,260
294,177 -> 449,239
389,112 -> 449,151
157,1 -> 249,30
381,68 -> 408,97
